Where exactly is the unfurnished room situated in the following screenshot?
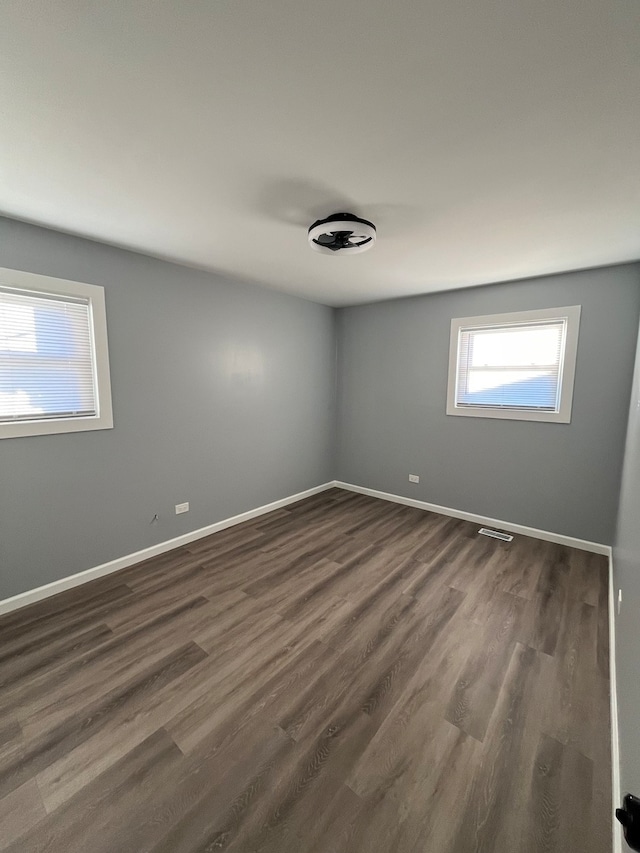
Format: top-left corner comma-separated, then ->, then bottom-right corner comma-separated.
1,2 -> 640,852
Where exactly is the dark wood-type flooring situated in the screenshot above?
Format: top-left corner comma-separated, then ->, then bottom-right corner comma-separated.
0,488 -> 612,852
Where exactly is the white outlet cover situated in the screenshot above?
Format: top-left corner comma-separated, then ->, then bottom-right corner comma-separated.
409,474 -> 420,483
175,502 -> 190,514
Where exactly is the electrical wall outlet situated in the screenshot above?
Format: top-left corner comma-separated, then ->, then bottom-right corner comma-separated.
175,502 -> 190,515
409,474 -> 420,483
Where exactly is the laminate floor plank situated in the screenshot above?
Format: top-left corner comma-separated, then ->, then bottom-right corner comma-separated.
1,597 -> 212,725
219,701 -> 378,852
0,777 -> 47,848
524,546 -> 573,656
0,489 -> 611,852
455,546 -> 510,624
446,590 -> 528,742
500,535 -> 546,601
4,642 -> 207,811
166,639 -> 335,755
569,550 -> 603,607
349,721 -> 479,853
0,722 -> 29,802
147,724 -> 297,853
305,784 -> 366,853
0,623 -> 115,689
36,643 -> 209,812
279,587 -> 465,751
118,548 -> 207,590
275,547 -> 419,625
182,526 -> 268,558
346,606 -> 473,800
406,516 -> 474,564
142,646 -> 339,850
0,583 -> 135,649
449,642 -> 550,853
0,728 -> 185,853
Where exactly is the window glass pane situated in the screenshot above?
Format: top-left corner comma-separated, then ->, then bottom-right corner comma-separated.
0,289 -> 97,422
469,324 -> 563,368
456,319 -> 566,411
458,369 -> 558,409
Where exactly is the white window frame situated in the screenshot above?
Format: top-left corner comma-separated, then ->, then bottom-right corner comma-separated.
0,267 -> 113,439
446,305 -> 581,423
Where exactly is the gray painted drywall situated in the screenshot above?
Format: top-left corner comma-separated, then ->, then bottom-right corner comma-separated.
336,265 -> 640,543
0,217 -> 335,599
613,318 -> 640,796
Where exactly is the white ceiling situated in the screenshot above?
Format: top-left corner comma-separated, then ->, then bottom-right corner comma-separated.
1,1 -> 639,306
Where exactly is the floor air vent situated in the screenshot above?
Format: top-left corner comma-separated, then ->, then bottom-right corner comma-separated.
478,528 -> 514,542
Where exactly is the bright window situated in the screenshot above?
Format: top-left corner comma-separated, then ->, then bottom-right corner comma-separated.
446,306 -> 581,423
0,268 -> 113,438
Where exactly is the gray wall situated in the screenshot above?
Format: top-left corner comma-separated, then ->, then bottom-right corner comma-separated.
0,217 -> 335,599
336,264 -> 640,543
2,215 -> 638,604
613,318 -> 640,796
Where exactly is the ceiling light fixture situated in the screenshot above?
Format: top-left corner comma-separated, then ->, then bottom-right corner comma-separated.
308,212 -> 376,255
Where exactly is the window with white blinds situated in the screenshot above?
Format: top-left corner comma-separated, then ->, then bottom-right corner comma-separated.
0,268 -> 113,438
446,306 -> 581,423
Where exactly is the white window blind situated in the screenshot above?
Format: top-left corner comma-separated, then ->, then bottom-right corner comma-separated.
456,320 -> 566,411
0,287 -> 98,423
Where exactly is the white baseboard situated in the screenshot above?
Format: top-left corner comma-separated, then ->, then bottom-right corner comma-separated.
1,478 -> 611,618
0,482 -> 336,616
609,554 -> 622,853
334,481 -> 611,555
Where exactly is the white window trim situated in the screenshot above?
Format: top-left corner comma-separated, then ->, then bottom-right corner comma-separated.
0,267 -> 113,439
446,305 -> 581,423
